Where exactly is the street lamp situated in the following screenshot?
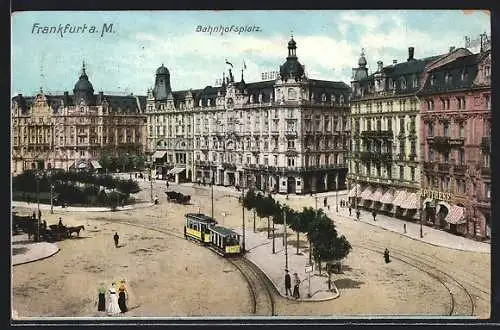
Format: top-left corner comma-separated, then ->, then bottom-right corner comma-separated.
35,172 -> 42,242
241,186 -> 246,253
149,163 -> 153,203
335,173 -> 339,213
419,190 -> 423,238
283,208 -> 288,270
50,184 -> 54,214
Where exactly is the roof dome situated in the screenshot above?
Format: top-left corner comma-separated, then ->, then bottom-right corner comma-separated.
156,64 -> 170,75
73,63 -> 94,93
280,37 -> 304,82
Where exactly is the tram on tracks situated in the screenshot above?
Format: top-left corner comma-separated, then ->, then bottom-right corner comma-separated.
183,213 -> 242,256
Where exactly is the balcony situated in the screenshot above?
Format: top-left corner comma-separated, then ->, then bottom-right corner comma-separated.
481,167 -> 491,177
423,162 -> 436,171
428,136 -> 465,151
481,137 -> 491,153
359,151 -> 392,163
396,154 -> 405,162
453,164 -> 467,175
285,130 -> 298,137
360,130 -> 393,140
438,163 -> 450,173
408,153 -> 417,162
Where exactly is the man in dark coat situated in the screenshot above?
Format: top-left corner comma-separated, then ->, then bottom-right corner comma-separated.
372,210 -> 377,221
284,270 -> 292,296
114,232 -> 120,248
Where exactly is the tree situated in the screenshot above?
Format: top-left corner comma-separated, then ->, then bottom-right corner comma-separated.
118,153 -> 130,172
289,207 -> 311,255
242,189 -> 258,232
99,152 -> 114,172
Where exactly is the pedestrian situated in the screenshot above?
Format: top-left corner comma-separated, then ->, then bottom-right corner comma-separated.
97,282 -> 106,312
106,283 -> 121,315
384,248 -> 391,263
114,232 -> 120,248
166,181 -> 169,188
284,270 -> 292,296
372,210 -> 377,221
292,273 -> 301,299
403,223 -> 407,233
43,220 -> 47,230
32,211 -> 36,220
356,209 -> 360,220
348,207 -> 352,216
38,209 -> 42,220
117,280 -> 128,313
58,217 -> 64,228
323,197 -> 327,207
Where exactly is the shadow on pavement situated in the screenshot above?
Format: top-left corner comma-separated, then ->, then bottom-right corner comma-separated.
334,278 -> 365,289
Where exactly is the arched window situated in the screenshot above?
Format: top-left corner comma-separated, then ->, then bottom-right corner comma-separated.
339,95 -> 344,104
400,77 -> 407,89
288,88 -> 297,100
430,74 -> 436,86
412,75 -> 418,88
461,69 -> 468,81
321,93 -> 326,102
445,72 -> 452,84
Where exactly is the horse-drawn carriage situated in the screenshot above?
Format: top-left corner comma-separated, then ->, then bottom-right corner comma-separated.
165,191 -> 191,204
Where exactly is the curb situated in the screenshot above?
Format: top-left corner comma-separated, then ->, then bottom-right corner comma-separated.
11,202 -> 155,213
243,248 -> 340,302
334,211 -> 490,254
12,243 -> 60,266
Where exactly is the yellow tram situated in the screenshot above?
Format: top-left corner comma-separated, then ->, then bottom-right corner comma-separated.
208,226 -> 241,256
184,213 -> 217,243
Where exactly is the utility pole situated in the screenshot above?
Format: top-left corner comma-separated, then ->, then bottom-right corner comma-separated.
150,165 -> 153,203
272,215 -> 275,254
335,173 -> 339,213
211,170 -> 214,220
419,190 -> 423,238
50,184 -> 54,214
284,208 -> 288,270
36,176 -> 40,242
242,187 -> 246,253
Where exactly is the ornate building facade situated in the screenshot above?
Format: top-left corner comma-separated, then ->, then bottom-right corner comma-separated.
417,48 -> 491,239
146,37 -> 351,194
11,63 -> 147,174
347,47 -> 447,221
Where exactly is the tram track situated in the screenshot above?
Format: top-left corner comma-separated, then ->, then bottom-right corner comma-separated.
355,242 -> 476,316
89,217 -> 276,316
228,257 -> 276,316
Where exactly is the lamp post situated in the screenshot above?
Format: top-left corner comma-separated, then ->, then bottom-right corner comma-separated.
284,208 -> 288,270
149,164 -> 153,203
35,172 -> 41,242
211,169 -> 214,220
241,186 -> 246,253
50,184 -> 54,214
419,190 -> 423,238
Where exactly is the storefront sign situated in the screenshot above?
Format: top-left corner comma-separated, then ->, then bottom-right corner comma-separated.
419,189 -> 452,202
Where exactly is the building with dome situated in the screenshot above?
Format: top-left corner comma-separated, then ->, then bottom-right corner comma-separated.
11,63 -> 147,173
146,37 -> 351,194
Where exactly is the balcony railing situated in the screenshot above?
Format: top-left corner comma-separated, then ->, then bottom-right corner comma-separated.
423,162 -> 436,171
360,130 -> 393,140
360,151 -> 392,163
428,136 -> 465,151
481,136 -> 491,153
481,167 -> 491,177
453,164 -> 467,175
438,163 -> 450,172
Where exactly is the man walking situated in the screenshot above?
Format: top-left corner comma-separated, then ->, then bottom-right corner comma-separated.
114,232 -> 120,248
356,209 -> 360,220
323,197 -> 327,208
284,270 -> 292,296
348,207 -> 352,216
372,210 -> 377,221
292,273 -> 301,299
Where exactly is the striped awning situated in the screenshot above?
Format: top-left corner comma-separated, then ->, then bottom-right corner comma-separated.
348,183 -> 361,198
380,189 -> 395,204
90,160 -> 102,169
168,167 -> 185,175
400,192 -> 419,209
392,190 -> 408,208
360,186 -> 373,199
153,151 -> 167,159
445,206 -> 466,224
366,187 -> 384,202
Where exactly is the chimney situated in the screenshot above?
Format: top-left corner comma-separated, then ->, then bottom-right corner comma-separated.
377,61 -> 383,72
393,59 -> 398,64
407,47 -> 415,61
449,46 -> 455,53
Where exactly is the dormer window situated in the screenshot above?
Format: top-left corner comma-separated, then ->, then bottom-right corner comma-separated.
388,78 -> 394,90
321,93 -> 326,102
484,65 -> 491,78
461,69 -> 468,81
331,94 -> 336,103
339,95 -> 344,105
412,75 -> 418,88
444,72 -> 452,84
288,88 -> 297,100
430,74 -> 436,86
400,77 -> 407,89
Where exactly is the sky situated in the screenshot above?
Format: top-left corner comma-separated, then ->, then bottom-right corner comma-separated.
11,10 -> 490,97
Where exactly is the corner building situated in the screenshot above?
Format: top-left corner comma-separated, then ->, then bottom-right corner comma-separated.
348,47 -> 444,221
11,63 -> 147,173
417,48 -> 491,239
146,37 -> 351,194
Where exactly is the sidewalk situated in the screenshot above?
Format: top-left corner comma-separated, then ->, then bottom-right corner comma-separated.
12,234 -> 60,266
233,227 -> 339,302
11,201 -> 154,212
329,206 -> 490,254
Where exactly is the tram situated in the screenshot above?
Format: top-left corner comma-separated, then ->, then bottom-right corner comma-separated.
184,213 -> 216,244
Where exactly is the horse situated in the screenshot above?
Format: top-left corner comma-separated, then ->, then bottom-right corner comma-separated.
67,225 -> 85,237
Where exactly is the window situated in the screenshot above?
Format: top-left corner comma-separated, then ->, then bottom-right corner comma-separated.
321,93 -> 326,102
485,183 -> 491,198
411,167 -> 415,181
443,152 -> 450,163
399,166 -> 404,180
410,141 -> 416,155
387,118 -> 392,131
485,94 -> 491,109
400,78 -> 407,89
461,69 -> 468,81
412,75 -> 418,88
429,149 -> 435,162
288,88 -> 297,100
445,72 -> 452,84
287,157 -> 295,167
458,149 -> 465,164
287,139 -> 295,149
483,153 -> 490,168
388,78 -> 394,89
459,124 -> 465,138
399,118 -> 405,133
443,122 -> 450,136
339,95 -> 344,104
431,74 -> 436,86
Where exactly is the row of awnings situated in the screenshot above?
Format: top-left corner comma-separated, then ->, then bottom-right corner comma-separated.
153,151 -> 167,159
167,167 -> 185,175
348,184 -> 466,224
70,160 -> 102,169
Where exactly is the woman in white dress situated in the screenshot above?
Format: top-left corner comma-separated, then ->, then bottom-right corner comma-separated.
107,283 -> 121,315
